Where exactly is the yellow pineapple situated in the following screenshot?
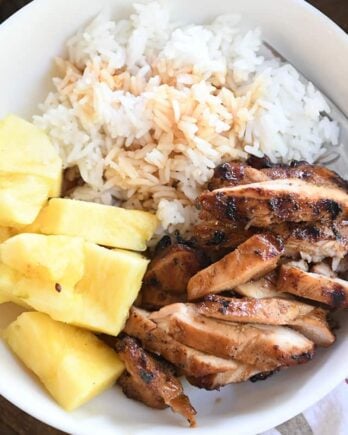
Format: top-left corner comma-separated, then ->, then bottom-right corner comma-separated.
27,198 -> 158,251
74,243 -> 149,334
1,241 -> 149,335
4,312 -> 124,411
0,115 -> 62,196
0,227 -> 15,243
0,263 -> 30,307
0,174 -> 51,227
1,233 -> 85,287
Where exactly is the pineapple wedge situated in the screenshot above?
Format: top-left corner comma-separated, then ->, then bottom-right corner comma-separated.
1,241 -> 149,335
27,198 -> 158,251
0,227 -> 15,243
0,115 -> 62,196
0,174 -> 50,227
0,263 -> 30,307
1,233 -> 85,287
74,243 -> 149,334
4,312 -> 124,411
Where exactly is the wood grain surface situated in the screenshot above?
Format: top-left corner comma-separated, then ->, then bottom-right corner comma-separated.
0,0 -> 347,434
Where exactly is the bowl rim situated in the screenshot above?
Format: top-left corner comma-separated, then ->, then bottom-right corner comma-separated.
0,0 -> 347,434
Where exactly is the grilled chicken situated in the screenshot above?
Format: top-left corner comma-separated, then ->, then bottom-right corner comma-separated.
247,156 -> 348,192
142,243 -> 206,296
193,219 -> 255,251
310,262 -> 337,278
115,335 -> 196,427
290,308 -> 336,347
234,272 -> 282,299
197,295 -> 335,347
208,161 -> 269,190
188,234 -> 284,300
275,221 -> 348,262
124,307 -> 245,377
197,295 -> 314,325
140,287 -> 187,310
199,179 -> 348,227
118,371 -> 167,409
278,265 -> 348,308
186,368 -> 272,390
150,304 -> 315,371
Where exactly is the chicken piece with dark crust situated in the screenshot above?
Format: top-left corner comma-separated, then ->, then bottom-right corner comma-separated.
115,335 -> 196,427
187,233 -> 284,300
124,307 -> 257,379
234,272 -> 282,299
275,221 -> 348,262
142,242 -> 206,300
150,304 -> 315,371
193,219 -> 256,251
210,158 -> 348,192
197,295 -> 335,347
208,161 -> 269,190
199,179 -> 348,227
277,264 -> 348,308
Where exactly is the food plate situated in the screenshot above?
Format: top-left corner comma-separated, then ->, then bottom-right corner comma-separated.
0,0 -> 347,434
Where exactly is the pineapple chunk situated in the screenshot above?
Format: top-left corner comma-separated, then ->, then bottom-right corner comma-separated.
1,243 -> 149,335
74,243 -> 149,334
0,263 -> 30,307
0,174 -> 50,227
0,115 -> 62,196
0,227 -> 15,243
1,233 -> 84,287
4,312 -> 124,411
28,198 -> 158,251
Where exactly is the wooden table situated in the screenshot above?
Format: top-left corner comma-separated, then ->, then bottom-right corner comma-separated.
0,0 -> 347,433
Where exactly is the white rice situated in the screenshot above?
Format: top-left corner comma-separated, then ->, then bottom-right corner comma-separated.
33,2 -> 340,235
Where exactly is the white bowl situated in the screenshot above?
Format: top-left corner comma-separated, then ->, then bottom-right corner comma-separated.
0,1 -> 347,434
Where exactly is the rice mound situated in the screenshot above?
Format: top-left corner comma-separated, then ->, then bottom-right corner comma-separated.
33,2 -> 340,235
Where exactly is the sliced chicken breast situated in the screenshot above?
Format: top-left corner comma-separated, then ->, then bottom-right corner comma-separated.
278,265 -> 348,308
197,295 -> 313,324
234,272 -> 282,299
143,243 -> 206,295
186,367 -> 270,390
290,308 -> 336,347
150,304 -> 315,371
276,221 -> 348,262
115,335 -> 196,427
199,179 -> 348,227
197,295 -> 335,347
208,161 -> 269,190
188,234 -> 284,300
140,287 -> 186,310
124,307 -> 244,377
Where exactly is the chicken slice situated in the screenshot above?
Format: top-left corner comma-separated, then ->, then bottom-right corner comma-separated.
310,262 -> 337,278
115,335 -> 196,427
124,307 -> 248,377
118,371 -> 167,409
290,308 -> 336,347
197,295 -> 313,324
140,287 -> 186,310
246,156 -> 348,192
142,243 -> 206,295
187,234 -> 284,300
278,265 -> 348,308
199,179 -> 348,227
197,295 -> 335,347
150,304 -> 315,371
208,161 -> 270,190
193,219 -> 256,251
234,272 -> 282,299
275,221 -> 348,262
186,368 -> 273,391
